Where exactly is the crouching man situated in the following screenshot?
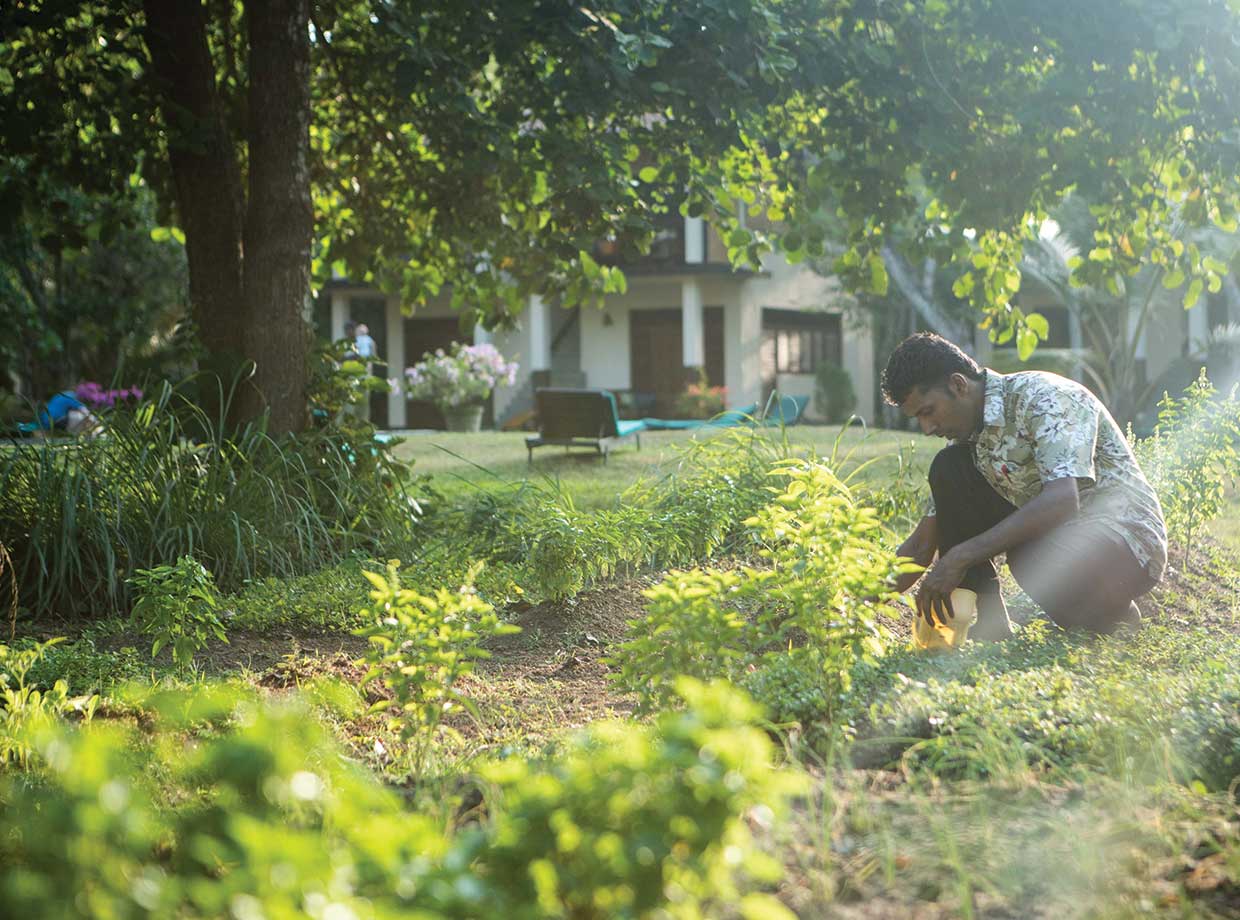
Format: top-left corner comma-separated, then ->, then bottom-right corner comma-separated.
884,333 -> 1167,638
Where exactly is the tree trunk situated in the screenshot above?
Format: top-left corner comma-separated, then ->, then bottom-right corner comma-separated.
142,0 -> 248,429
881,245 -> 966,342
241,0 -> 313,434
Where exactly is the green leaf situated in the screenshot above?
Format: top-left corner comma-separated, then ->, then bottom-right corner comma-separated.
1025,312 -> 1050,340
1017,327 -> 1038,360
638,166 -> 659,183
1162,268 -> 1186,289
149,227 -> 171,243
868,254 -> 889,296
1184,277 -> 1203,309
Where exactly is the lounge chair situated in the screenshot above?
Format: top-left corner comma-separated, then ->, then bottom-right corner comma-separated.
639,393 -> 809,430
526,388 -> 645,464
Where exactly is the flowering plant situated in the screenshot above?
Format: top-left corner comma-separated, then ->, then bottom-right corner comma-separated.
403,342 -> 519,409
74,381 -> 144,410
672,369 -> 727,418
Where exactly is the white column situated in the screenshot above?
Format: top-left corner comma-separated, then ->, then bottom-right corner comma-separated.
681,278 -> 704,368
1129,301 -> 1148,362
385,296 -> 406,428
684,215 -> 705,264
528,293 -> 551,372
473,322 -> 492,346
330,292 -> 349,341
1188,299 -> 1210,354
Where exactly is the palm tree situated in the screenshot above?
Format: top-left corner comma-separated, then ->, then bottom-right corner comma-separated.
1014,197 -> 1240,426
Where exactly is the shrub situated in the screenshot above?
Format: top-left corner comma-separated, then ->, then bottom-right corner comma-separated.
355,561 -> 519,774
0,680 -> 799,919
611,459 -> 910,719
814,360 -> 857,424
672,367 -> 727,418
476,678 -> 804,918
0,382 -> 425,618
128,556 -> 226,671
1133,369 -> 1240,557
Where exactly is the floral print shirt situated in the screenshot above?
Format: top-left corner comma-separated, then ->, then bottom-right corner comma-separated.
928,369 -> 1167,579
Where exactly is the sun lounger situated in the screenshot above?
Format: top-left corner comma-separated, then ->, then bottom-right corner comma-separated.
526,388 -> 646,463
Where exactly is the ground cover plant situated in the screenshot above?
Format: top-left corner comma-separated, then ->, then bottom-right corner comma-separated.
3,382 -> 1240,916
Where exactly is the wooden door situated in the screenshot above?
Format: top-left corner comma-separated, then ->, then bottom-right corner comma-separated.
629,307 -> 724,416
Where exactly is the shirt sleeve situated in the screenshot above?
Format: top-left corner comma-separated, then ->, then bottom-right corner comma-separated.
1025,383 -> 1099,485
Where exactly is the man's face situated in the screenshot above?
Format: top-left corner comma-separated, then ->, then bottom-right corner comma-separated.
900,377 -> 976,441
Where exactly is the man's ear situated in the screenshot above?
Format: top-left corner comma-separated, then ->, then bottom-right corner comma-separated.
947,372 -> 970,397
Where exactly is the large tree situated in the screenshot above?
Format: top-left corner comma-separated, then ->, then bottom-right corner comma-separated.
5,0 -> 1240,431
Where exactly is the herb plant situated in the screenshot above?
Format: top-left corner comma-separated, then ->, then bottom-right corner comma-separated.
356,560 -> 518,774
128,556 -> 227,671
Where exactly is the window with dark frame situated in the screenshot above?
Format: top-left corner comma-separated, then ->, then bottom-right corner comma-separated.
761,308 -> 843,374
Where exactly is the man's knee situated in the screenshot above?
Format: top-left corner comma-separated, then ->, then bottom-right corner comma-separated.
928,443 -> 977,493
1008,534 -> 1147,633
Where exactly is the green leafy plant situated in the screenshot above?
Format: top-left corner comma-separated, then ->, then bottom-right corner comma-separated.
611,459 -> 911,720
355,560 -> 519,774
1134,369 -> 1240,560
128,556 -> 226,671
306,338 -> 391,425
609,568 -> 751,712
477,678 -> 805,919
0,679 -> 801,919
0,637 -> 97,768
428,427 -> 796,603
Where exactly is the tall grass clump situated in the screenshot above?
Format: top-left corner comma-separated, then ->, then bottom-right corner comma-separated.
1133,369 -> 1240,558
0,383 -> 424,619
418,427 -> 800,601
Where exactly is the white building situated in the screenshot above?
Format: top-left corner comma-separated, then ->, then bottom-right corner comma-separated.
320,213 -> 875,429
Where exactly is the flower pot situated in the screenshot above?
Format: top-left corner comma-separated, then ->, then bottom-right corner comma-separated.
441,404 -> 484,432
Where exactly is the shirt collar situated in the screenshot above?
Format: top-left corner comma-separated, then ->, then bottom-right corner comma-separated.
981,368 -> 1006,429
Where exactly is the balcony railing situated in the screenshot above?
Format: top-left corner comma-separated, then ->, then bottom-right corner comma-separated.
593,213 -> 728,273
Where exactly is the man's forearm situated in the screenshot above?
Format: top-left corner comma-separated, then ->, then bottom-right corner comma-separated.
950,477 -> 1080,569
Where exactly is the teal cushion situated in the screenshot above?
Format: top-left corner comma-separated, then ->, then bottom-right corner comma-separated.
616,419 -> 646,437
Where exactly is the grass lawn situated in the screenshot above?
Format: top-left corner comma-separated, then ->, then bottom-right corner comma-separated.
390,422 -> 926,509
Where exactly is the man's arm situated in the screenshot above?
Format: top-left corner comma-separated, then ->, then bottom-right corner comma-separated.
893,514 -> 939,594
916,476 -> 1080,621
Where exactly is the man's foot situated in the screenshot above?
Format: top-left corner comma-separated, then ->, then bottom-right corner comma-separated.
968,590 -> 1014,642
1098,601 -> 1142,636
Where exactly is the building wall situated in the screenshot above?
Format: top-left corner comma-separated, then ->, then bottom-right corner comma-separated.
576,256 -> 869,420
332,249 -> 873,428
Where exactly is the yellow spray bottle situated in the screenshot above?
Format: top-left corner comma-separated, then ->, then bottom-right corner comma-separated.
912,587 -> 978,651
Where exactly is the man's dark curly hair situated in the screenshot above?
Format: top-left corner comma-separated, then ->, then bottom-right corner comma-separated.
881,332 -> 982,406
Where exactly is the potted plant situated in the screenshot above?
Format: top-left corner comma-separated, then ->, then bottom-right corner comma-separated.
403,342 -> 519,432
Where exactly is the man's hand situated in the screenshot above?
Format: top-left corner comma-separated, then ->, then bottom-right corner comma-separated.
915,547 -> 969,625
